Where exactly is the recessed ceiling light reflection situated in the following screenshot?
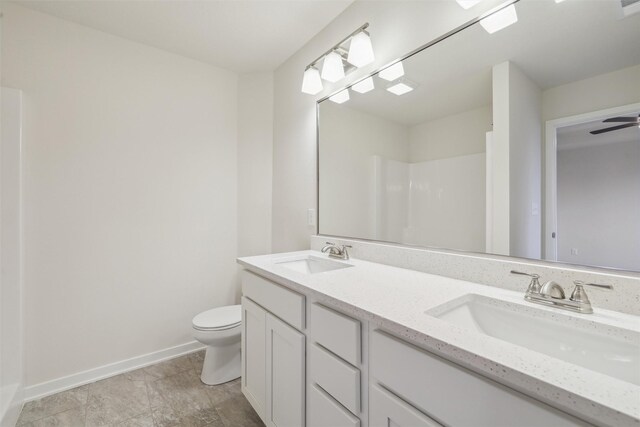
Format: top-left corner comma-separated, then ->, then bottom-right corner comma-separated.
352,77 -> 375,94
455,0 -> 482,9
386,82 -> 414,96
378,62 -> 404,81
480,4 -> 518,34
329,89 -> 350,104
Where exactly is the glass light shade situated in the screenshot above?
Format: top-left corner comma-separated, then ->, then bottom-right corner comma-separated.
321,51 -> 345,83
455,0 -> 482,9
347,32 -> 375,67
301,67 -> 323,95
480,4 -> 518,34
329,89 -> 350,104
386,82 -> 414,96
351,77 -> 375,94
378,61 -> 404,81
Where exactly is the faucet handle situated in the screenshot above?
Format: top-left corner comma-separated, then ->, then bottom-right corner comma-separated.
340,245 -> 352,259
510,270 -> 542,294
570,281 -> 612,308
572,280 -> 613,290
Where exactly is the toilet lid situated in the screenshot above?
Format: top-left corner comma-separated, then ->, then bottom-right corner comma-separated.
192,305 -> 241,330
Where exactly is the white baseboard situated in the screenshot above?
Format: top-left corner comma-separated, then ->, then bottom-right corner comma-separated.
23,341 -> 205,403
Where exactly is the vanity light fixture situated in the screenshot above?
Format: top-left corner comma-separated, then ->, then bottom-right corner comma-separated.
321,51 -> 346,83
347,31 -> 375,67
378,61 -> 405,81
301,23 -> 374,94
455,0 -> 482,9
386,79 -> 415,96
351,77 -> 375,94
480,4 -> 518,34
301,66 -> 323,95
329,89 -> 350,104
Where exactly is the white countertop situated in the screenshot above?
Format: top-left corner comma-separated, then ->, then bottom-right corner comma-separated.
237,250 -> 640,427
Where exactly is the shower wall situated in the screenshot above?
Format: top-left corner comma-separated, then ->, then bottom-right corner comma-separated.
374,153 -> 486,251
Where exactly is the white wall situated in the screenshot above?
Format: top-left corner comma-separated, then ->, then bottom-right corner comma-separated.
542,64 -> 640,122
507,63 -> 541,260
408,105 -> 491,162
490,62 -> 511,256
1,87 -> 24,427
272,0 -> 506,252
373,156 -> 409,243
406,153 -> 486,252
492,61 -> 542,259
557,140 -> 640,271
2,3 -> 239,388
319,102 -> 408,240
237,73 -> 273,257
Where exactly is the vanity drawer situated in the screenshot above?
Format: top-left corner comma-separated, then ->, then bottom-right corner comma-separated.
310,303 -> 361,365
370,330 -> 590,427
369,384 -> 442,427
310,343 -> 360,415
308,384 -> 360,427
241,270 -> 305,330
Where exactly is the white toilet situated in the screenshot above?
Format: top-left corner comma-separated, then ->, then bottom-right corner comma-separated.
192,304 -> 242,385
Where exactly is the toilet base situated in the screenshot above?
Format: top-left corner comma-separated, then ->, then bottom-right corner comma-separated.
200,341 -> 241,385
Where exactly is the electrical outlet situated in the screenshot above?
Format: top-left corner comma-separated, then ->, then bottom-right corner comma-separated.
531,202 -> 539,216
571,248 -> 579,255
307,209 -> 316,227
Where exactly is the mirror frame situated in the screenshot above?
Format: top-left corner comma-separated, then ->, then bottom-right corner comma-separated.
315,0 -> 640,277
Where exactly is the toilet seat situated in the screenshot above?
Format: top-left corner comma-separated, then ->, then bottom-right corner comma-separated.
192,305 -> 241,331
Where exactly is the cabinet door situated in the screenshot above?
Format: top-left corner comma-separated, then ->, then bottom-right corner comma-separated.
266,313 -> 306,427
241,296 -> 267,423
369,384 -> 442,427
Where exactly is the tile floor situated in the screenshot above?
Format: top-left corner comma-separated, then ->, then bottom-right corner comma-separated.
16,351 -> 264,427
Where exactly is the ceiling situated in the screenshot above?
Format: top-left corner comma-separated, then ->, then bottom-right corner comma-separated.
326,0 -> 640,126
12,0 -> 354,72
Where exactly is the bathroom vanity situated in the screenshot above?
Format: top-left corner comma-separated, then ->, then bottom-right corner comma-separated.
237,251 -> 640,427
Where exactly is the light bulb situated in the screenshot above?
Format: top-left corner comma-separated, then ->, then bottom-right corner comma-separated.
301,67 -> 323,95
321,51 -> 345,83
347,31 -> 375,68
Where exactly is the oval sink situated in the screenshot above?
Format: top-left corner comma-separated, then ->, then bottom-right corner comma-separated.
427,294 -> 640,386
274,255 -> 353,274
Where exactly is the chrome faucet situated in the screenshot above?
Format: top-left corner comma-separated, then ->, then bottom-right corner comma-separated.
321,242 -> 352,260
510,270 -> 613,314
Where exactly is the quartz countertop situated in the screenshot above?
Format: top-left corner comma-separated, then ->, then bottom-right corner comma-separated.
237,250 -> 640,427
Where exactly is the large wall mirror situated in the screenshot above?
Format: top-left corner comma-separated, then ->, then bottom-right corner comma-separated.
318,0 -> 640,272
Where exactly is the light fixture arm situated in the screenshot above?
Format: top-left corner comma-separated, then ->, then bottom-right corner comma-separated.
306,23 -> 370,70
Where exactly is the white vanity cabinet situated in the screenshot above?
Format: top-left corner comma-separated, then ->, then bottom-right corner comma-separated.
307,303 -> 365,427
370,329 -> 591,427
241,271 -> 306,427
239,268 -> 597,427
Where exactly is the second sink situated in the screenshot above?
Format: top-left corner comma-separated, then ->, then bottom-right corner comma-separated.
427,294 -> 640,386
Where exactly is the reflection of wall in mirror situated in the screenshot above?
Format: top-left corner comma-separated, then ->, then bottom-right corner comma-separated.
319,102 -> 409,241
321,100 -> 492,252
557,140 -> 640,271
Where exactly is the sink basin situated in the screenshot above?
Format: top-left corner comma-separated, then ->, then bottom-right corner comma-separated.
427,294 -> 640,385
274,255 -> 352,274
